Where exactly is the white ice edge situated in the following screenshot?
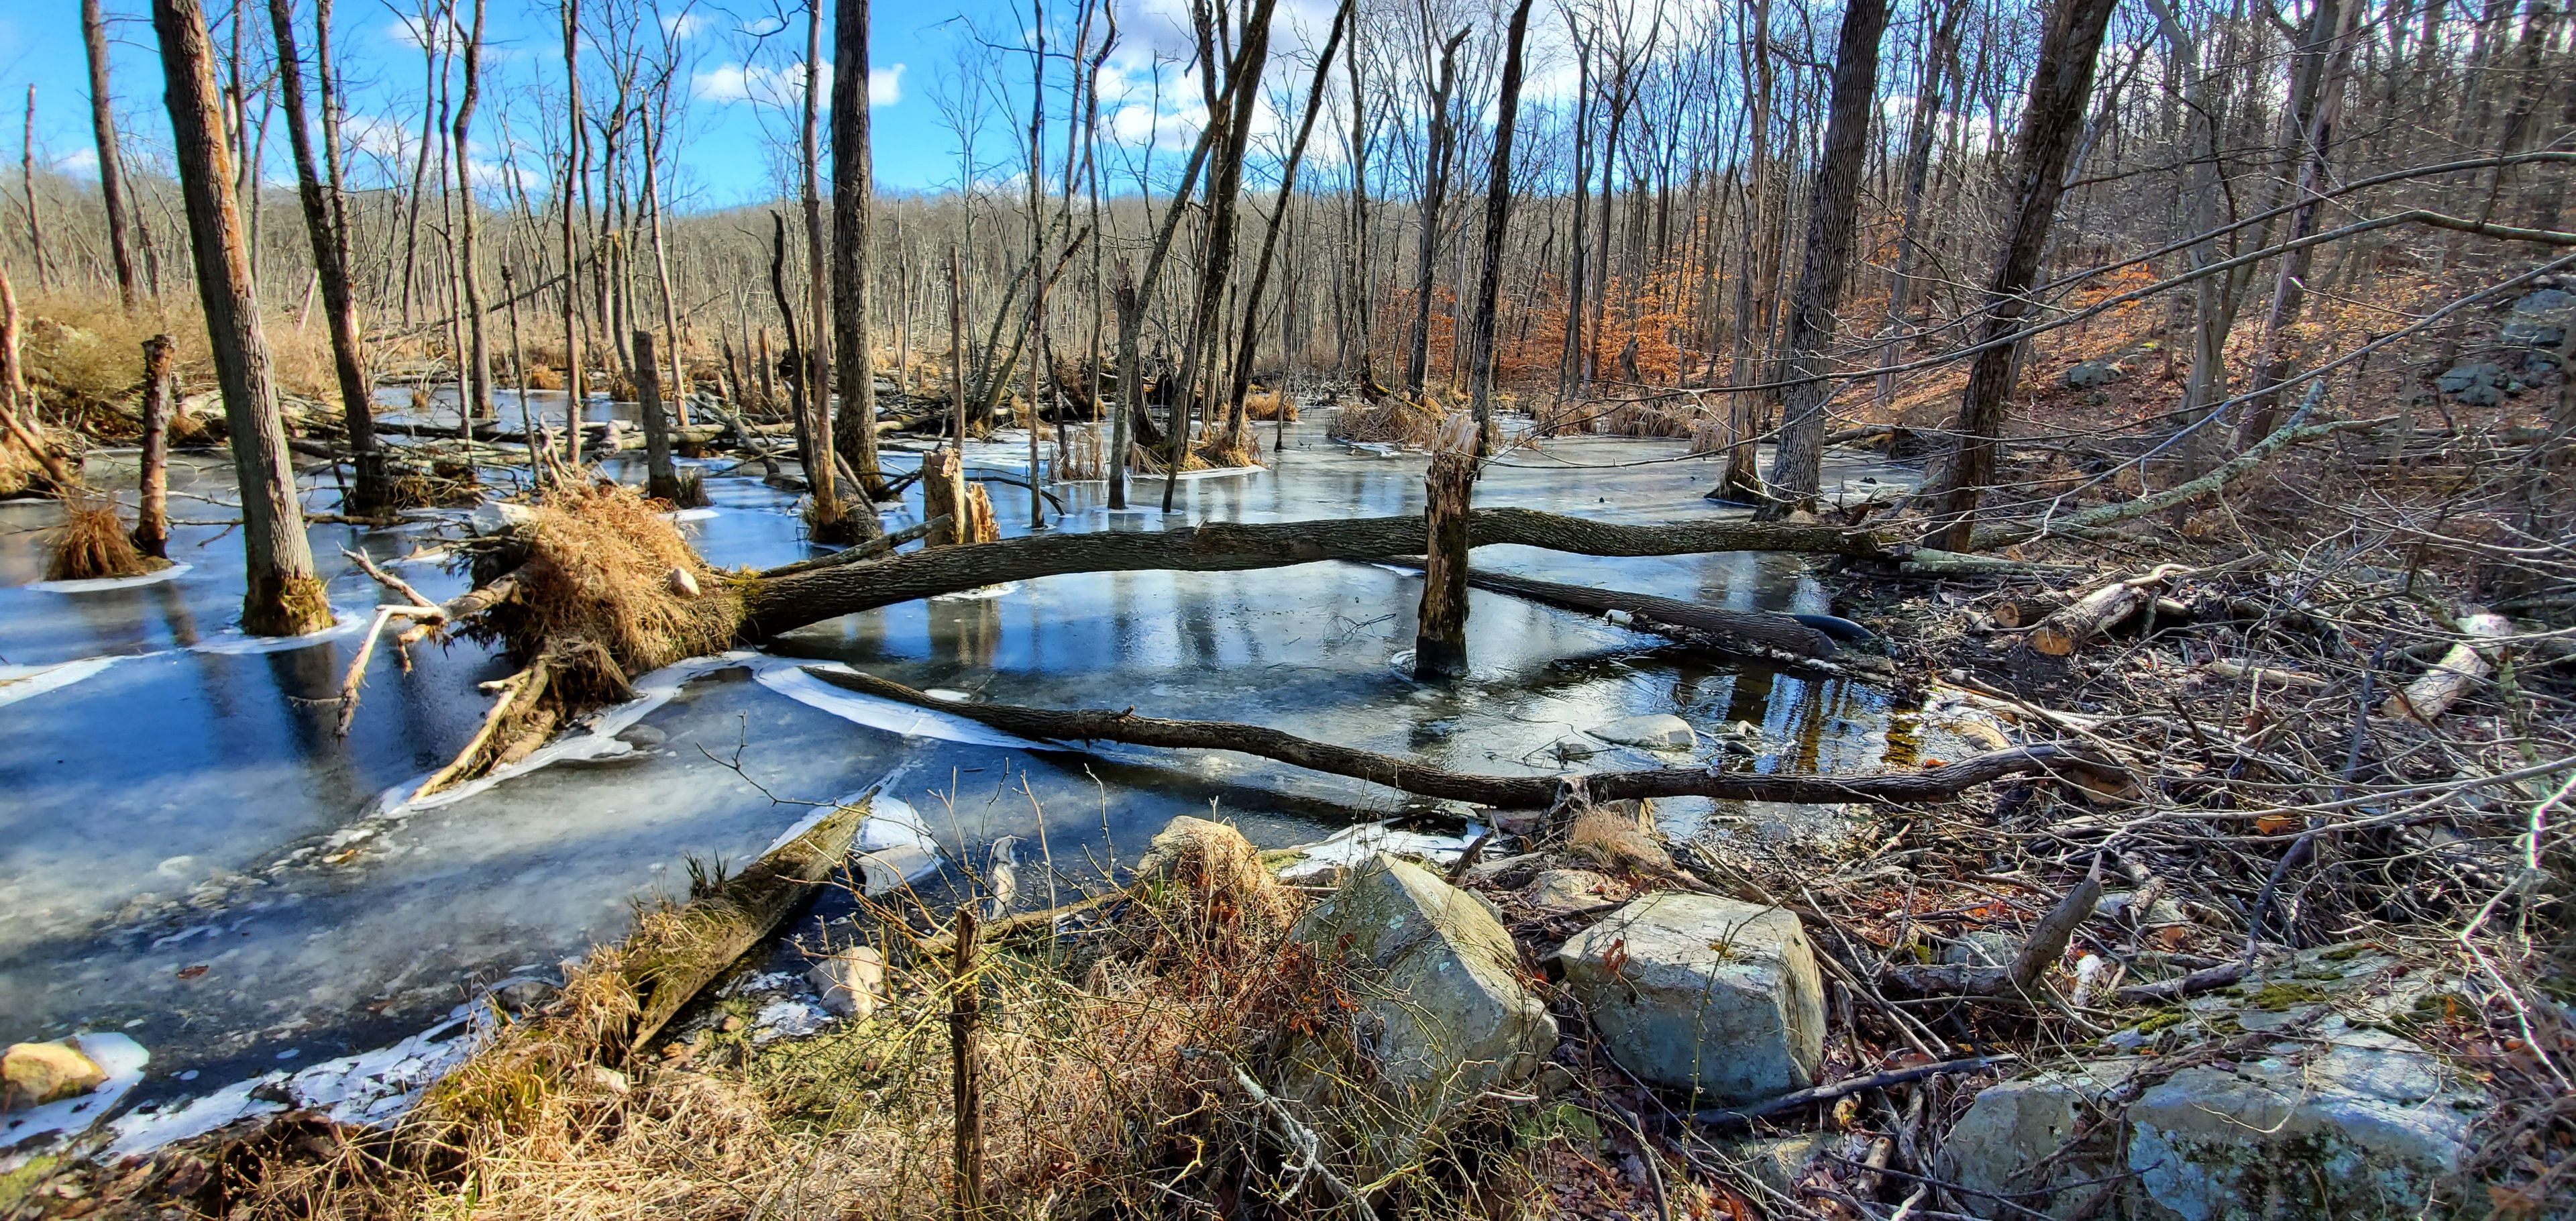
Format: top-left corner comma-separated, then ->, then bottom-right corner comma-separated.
0,1034 -> 148,1159
1059,464 -> 1265,484
104,1004 -> 494,1161
753,661 -> 1048,750
23,562 -> 193,594
189,602 -> 378,655
0,657 -> 123,708
660,507 -> 721,521
929,580 -> 1021,601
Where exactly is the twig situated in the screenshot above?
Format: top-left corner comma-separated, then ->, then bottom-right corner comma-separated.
1689,1056 -> 2016,1127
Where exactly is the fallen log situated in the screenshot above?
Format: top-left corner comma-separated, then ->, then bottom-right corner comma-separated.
2381,610 -> 2515,723
1880,856 -> 2104,998
616,795 -> 873,1057
806,667 -> 2104,807
744,509 -> 1900,637
2020,565 -> 2188,657
1390,562 -> 1843,657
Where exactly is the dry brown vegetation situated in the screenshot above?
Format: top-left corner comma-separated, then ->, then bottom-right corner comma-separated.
39,492 -> 165,581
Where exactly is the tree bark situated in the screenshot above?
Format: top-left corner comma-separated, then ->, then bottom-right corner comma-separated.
20,88 -> 50,292
269,0 -> 388,514
1762,0 -> 1892,511
1917,0 -> 2122,551
635,329 -> 682,502
800,0 -> 843,538
830,0 -> 885,500
83,0 -> 142,310
743,509 -> 1896,637
1464,0 -> 1537,450
452,0 -> 493,423
559,0 -> 585,470
1413,451 -> 1479,678
1402,29 -> 1470,397
152,0 -> 333,637
133,334 -> 174,558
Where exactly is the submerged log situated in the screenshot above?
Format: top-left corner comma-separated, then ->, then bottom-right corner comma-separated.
744,509 -> 1899,637
806,667 -> 2105,806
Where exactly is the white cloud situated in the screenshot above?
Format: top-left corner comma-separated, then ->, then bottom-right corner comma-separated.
661,9 -> 708,39
694,60 -> 903,107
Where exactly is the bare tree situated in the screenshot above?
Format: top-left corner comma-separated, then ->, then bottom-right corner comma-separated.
1918,0 -> 2123,551
270,0 -> 389,513
453,0 -> 494,422
83,0 -> 142,309
1761,0 -> 1892,511
151,0 -> 333,635
830,0 -> 886,500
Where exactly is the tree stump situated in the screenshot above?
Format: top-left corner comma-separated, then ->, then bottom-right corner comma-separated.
133,334 -> 174,558
922,446 -> 998,548
1415,447 -> 1479,679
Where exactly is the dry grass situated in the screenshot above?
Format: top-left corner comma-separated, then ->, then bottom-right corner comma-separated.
41,492 -> 166,581
1593,396 -> 1705,439
1058,424 -> 1106,482
466,482 -> 744,704
1330,394 -> 1448,449
1242,389 -> 1299,422
15,290 -> 340,431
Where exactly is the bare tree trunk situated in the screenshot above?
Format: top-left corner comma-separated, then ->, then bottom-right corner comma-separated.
1222,0 -> 1352,452
20,87 -> 50,292
1875,0 -> 1961,414
1159,0 -> 1280,513
83,0 -> 142,309
635,329 -> 681,502
1403,28 -> 1470,397
559,0 -> 585,470
453,0 -> 493,423
1918,0 -> 2121,551
1464,0 -> 1537,451
152,0 -> 333,636
830,0 -> 885,500
270,0 -> 388,513
1762,0 -> 1892,511
134,335 -> 174,558
800,0 -> 845,539
947,908 -> 983,1220
2236,0 -> 2360,445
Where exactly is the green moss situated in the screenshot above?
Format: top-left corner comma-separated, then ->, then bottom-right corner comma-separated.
2134,1008 -> 2195,1036
2316,944 -> 2368,962
2245,982 -> 2332,1011
0,1156 -> 60,1216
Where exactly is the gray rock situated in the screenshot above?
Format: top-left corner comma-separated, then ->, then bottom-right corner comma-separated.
2436,362 -> 2507,406
1523,868 -> 1615,911
488,977 -> 560,1014
1942,1062 -> 2145,1220
1286,853 -> 1557,1161
1945,928 -> 2022,968
807,945 -> 888,1018
1586,713 -> 1697,751
2502,288 -> 2571,348
1554,893 -> 1825,1103
1712,1132 -> 1833,1198
2065,360 -> 2125,388
2126,1029 -> 2483,1220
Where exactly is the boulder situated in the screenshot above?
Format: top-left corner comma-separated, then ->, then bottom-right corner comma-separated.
1941,1061 -> 2146,1219
2065,360 -> 2125,389
1286,853 -> 1557,1163
2502,287 -> 2571,348
3,1039 -> 109,1110
808,945 -> 888,1018
2125,1028 -> 2481,1220
1554,893 -> 1825,1104
1586,713 -> 1697,751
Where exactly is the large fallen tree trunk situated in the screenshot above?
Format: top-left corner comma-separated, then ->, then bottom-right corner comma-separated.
807,667 -> 2106,806
743,509 -> 1899,637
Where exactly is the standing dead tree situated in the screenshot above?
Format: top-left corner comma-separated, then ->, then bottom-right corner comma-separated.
81,0 -> 142,310
830,0 -> 887,502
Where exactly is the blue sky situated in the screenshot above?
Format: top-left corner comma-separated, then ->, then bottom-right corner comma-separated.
0,0 -> 1313,209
